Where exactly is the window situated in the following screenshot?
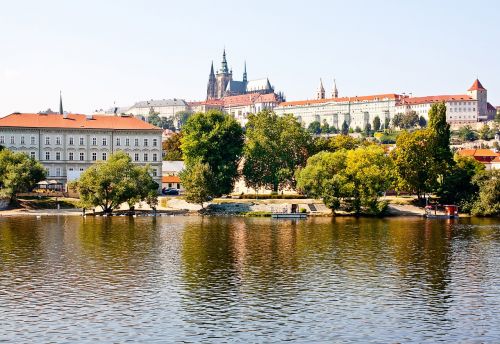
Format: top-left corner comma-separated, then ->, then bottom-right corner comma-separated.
144,139 -> 148,147
125,138 -> 130,146
134,138 -> 139,147
31,136 -> 35,145
20,136 -> 25,145
69,152 -> 74,161
56,136 -> 61,145
153,138 -> 158,147
45,137 -> 50,145
10,136 -> 15,144
79,152 -> 84,161
56,168 -> 61,177
30,151 -> 36,159
45,151 -> 50,160
134,153 -> 139,162
80,137 -> 84,145
102,138 -> 107,146
68,137 -> 73,145
92,152 -> 97,161
152,169 -> 157,177
102,152 -> 107,160
153,153 -> 158,162
0,136 -> 4,144
56,152 -> 61,161
144,153 -> 148,161
79,168 -> 84,172
92,137 -> 97,146
68,168 -> 74,172
116,137 -> 121,146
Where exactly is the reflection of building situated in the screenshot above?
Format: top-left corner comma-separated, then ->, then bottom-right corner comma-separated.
0,113 -> 162,187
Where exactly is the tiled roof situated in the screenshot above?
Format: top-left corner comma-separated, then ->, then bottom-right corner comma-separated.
279,94 -> 403,107
222,93 -> 262,107
162,175 -> 181,183
468,79 -> 486,91
0,113 -> 161,130
458,149 -> 499,157
398,95 -> 474,105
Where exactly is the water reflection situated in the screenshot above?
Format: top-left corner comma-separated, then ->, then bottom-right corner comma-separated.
0,216 -> 498,343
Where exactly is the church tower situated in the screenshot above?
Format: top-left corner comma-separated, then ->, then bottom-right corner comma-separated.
467,78 -> 487,117
243,61 -> 247,83
332,79 -> 338,98
215,49 -> 233,99
317,78 -> 325,99
206,61 -> 216,100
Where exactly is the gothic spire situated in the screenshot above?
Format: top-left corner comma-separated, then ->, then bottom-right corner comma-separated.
243,61 -> 247,83
221,48 -> 228,73
59,91 -> 63,115
332,78 -> 338,98
317,78 -> 325,99
210,61 -> 215,77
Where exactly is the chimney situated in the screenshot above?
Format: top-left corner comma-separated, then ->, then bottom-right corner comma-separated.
86,114 -> 93,120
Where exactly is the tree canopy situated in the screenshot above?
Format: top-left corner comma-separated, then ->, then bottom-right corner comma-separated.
307,121 -> 321,135
471,170 -> 500,216
181,110 -> 243,196
179,161 -> 214,207
0,150 -> 46,201
243,110 -> 312,193
162,132 -> 183,161
148,113 -> 175,130
70,151 -> 158,213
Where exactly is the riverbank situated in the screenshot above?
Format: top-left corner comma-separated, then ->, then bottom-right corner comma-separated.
0,196 -> 429,217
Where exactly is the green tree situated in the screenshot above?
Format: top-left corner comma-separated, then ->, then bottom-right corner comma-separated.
458,125 -> 478,142
70,152 -> 158,213
307,121 -> 321,135
181,110 -> 243,196
391,130 -> 438,200
174,110 -> 193,129
373,116 -> 381,132
418,116 -> 427,128
471,170 -> 500,216
364,123 -> 372,136
243,111 -> 312,192
148,112 -> 175,130
329,134 -> 358,151
179,161 -> 214,207
479,123 -> 492,140
392,113 -> 403,129
296,150 -> 349,213
162,132 -> 183,160
341,121 -> 349,135
401,111 -> 419,129
438,155 -> 485,212
384,117 -> 390,130
0,150 -> 46,202
428,102 -> 452,165
320,120 -> 330,134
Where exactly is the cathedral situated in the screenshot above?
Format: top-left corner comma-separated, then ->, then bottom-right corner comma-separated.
206,50 -> 277,100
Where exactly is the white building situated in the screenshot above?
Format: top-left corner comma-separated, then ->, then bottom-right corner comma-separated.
124,98 -> 190,120
0,113 -> 163,188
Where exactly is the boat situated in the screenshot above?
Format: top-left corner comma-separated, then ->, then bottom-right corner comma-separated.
425,204 -> 459,219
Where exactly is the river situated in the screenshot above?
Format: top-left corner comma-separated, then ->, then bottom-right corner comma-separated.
0,216 -> 499,343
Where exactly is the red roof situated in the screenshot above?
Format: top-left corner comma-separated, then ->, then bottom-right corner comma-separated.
468,79 -> 486,91
458,149 -> 499,158
162,175 -> 181,183
398,95 -> 474,105
0,113 -> 161,130
279,94 -> 403,107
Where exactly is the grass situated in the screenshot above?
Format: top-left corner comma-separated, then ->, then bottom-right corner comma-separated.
240,211 -> 272,217
16,197 -> 80,209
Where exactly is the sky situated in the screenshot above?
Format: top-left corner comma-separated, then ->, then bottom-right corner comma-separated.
0,0 -> 499,115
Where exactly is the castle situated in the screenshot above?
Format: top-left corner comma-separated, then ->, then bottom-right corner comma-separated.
206,50 -> 276,100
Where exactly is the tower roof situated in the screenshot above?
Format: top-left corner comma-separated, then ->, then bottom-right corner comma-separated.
318,78 -> 325,92
221,49 -> 228,73
468,79 -> 486,91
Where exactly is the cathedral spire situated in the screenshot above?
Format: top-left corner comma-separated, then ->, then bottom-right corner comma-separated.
210,61 -> 215,76
332,78 -> 338,98
59,91 -> 64,115
221,48 -> 228,73
243,61 -> 247,83
317,78 -> 325,100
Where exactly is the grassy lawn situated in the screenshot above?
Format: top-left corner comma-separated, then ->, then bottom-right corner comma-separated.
16,197 -> 80,209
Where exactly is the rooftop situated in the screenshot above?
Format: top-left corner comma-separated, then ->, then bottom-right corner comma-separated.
279,94 -> 403,107
398,95 -> 474,105
0,113 -> 161,130
468,79 -> 486,91
130,99 -> 188,108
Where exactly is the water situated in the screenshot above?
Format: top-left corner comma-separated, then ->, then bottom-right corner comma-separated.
0,216 -> 499,343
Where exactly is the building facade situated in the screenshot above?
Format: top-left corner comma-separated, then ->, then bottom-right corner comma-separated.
0,113 -> 163,188
124,98 -> 190,120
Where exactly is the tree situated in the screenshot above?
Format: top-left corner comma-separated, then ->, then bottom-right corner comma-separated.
354,126 -> 361,133
181,110 -> 243,196
364,123 -> 372,136
401,111 -> 419,129
479,124 -> 492,140
428,102 -> 452,164
391,130 -> 439,200
495,110 -> 500,123
373,116 -> 381,132
0,150 -> 46,202
392,113 -> 403,129
148,112 -> 175,130
341,121 -> 349,135
329,134 -> 358,151
458,125 -> 478,142
162,132 -> 183,160
179,161 -> 214,207
243,111 -> 312,193
418,116 -> 427,128
174,110 -> 192,129
296,150 -> 349,214
438,155 -> 485,212
307,121 -> 321,135
70,152 -> 158,213
320,120 -> 330,134
384,117 -> 390,130
471,170 -> 500,216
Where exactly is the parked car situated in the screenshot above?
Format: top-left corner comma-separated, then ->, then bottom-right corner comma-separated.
162,188 -> 179,196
